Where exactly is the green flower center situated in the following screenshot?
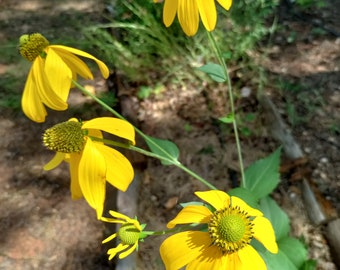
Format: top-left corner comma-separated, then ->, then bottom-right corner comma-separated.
43,121 -> 85,153
19,33 -> 49,61
118,223 -> 141,245
208,205 -> 253,254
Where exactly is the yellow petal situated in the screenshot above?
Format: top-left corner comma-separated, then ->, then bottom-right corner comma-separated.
163,0 -> 178,27
43,152 -> 65,170
87,128 -> 103,141
197,0 -> 217,31
21,68 -> 47,123
238,245 -> 267,270
167,205 -> 212,229
33,57 -> 69,110
217,0 -> 232,10
45,47 -> 72,101
78,139 -> 106,219
48,47 -> 94,79
195,190 -> 230,210
231,196 -> 263,217
107,243 -> 129,260
177,0 -> 199,36
49,45 -> 110,79
253,216 -> 278,254
102,232 -> 117,244
94,143 -> 134,191
187,245 -> 226,270
82,117 -> 135,144
69,153 -> 83,200
109,210 -> 129,221
119,242 -> 138,259
160,231 -> 210,270
225,252 -> 242,270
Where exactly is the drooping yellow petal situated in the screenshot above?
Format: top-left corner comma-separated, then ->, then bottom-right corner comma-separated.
238,245 -> 267,270
119,242 -> 138,259
44,47 -> 73,101
33,57 -> 69,109
160,231 -> 211,270
49,45 -> 110,79
94,143 -> 134,191
21,68 -> 47,123
167,205 -> 212,228
82,117 -> 135,144
252,216 -> 278,254
231,196 -> 263,217
108,210 -> 130,221
197,0 -> 217,31
177,0 -> 199,36
105,211 -> 142,231
187,245 -> 226,270
48,47 -> 94,79
32,57 -> 68,111
195,190 -> 230,210
78,138 -> 106,219
102,232 -> 117,244
107,243 -> 129,260
43,152 -> 65,170
217,0 -> 232,10
163,0 -> 178,27
69,152 -> 83,200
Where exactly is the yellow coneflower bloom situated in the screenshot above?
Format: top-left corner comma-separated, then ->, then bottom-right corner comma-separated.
102,211 -> 143,260
19,33 -> 109,122
43,117 -> 135,219
160,190 -> 278,269
161,0 -> 232,36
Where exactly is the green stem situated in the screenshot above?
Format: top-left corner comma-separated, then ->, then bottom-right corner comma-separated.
143,224 -> 201,236
206,32 -> 246,186
74,80 -> 217,190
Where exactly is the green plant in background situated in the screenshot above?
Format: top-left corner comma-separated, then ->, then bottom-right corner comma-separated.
295,0 -> 326,8
277,79 -> 325,127
84,0 -> 279,86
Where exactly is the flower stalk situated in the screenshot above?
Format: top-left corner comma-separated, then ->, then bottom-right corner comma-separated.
207,31 -> 246,186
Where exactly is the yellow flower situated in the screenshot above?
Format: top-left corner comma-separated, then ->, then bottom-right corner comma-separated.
162,0 -> 232,36
43,117 -> 135,219
160,190 -> 278,270
19,33 -> 110,123
102,211 -> 143,260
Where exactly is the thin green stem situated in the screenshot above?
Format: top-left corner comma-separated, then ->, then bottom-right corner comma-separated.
74,80 -> 217,190
206,32 -> 245,186
143,224 -> 202,236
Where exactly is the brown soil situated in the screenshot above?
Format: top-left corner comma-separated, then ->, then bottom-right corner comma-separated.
0,0 -> 339,270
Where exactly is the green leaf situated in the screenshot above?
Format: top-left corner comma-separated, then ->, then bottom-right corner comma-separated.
219,114 -> 234,124
300,259 -> 317,270
228,187 -> 259,209
278,237 -> 308,269
198,63 -> 226,82
145,135 -> 179,165
259,196 -> 290,241
260,249 -> 298,270
260,237 -> 309,270
244,147 -> 281,199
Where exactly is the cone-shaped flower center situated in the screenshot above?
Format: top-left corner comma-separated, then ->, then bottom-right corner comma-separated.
43,121 -> 85,153
118,223 -> 141,245
208,206 -> 253,254
19,33 -> 49,61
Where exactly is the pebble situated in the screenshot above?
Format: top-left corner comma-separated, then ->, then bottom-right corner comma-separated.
320,157 -> 329,163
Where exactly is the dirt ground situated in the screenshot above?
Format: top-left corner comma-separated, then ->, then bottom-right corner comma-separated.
0,0 -> 339,270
